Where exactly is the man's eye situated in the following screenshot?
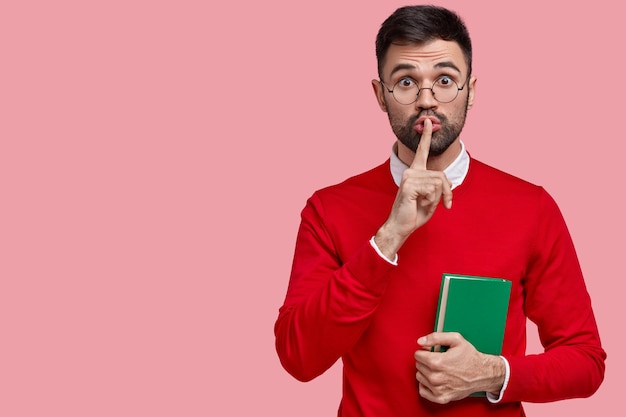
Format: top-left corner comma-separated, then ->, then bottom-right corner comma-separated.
436,76 -> 455,87
397,78 -> 416,88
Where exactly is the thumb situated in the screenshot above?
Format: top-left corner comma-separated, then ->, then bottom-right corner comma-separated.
418,332 -> 463,348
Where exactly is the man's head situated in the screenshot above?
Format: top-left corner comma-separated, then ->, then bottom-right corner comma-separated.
372,6 -> 476,164
375,5 -> 472,81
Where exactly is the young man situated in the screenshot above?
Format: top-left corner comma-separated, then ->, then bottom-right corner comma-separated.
275,5 -> 605,416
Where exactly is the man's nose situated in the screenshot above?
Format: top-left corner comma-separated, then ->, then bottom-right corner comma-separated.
414,87 -> 438,109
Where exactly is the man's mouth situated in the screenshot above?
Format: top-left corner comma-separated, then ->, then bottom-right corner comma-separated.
414,116 -> 442,133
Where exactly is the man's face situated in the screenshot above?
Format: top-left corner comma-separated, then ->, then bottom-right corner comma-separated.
373,39 -> 476,157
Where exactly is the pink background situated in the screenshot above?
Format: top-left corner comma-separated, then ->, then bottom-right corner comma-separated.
1,0 -> 622,415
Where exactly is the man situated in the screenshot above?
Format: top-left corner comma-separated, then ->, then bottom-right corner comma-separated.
275,5 -> 605,416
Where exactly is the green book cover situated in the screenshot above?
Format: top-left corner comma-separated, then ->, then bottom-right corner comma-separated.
433,273 -> 512,397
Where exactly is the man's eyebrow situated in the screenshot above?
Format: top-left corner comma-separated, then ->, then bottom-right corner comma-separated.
434,61 -> 462,74
388,63 -> 416,79
388,61 -> 462,79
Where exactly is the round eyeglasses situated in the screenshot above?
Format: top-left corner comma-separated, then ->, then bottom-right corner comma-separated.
381,75 -> 468,105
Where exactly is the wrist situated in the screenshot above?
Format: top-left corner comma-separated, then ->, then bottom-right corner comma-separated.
482,354 -> 506,395
374,224 -> 406,260
369,236 -> 398,265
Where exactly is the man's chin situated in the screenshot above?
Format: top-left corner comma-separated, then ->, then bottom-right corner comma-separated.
400,136 -> 449,156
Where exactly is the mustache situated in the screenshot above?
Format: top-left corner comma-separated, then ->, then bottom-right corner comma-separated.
410,110 -> 447,125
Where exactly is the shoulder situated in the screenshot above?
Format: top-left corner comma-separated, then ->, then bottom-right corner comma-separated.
469,158 -> 537,188
467,158 -> 546,196
465,157 -> 559,213
312,160 -> 395,203
300,160 -> 396,226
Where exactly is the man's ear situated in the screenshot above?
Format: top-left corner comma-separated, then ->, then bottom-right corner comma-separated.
372,79 -> 388,112
467,76 -> 477,110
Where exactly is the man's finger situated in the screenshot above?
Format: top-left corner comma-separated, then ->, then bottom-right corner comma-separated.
411,118 -> 432,170
442,177 -> 453,209
418,332 -> 464,348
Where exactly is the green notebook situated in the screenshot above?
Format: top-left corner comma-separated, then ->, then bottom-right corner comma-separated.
433,274 -> 512,396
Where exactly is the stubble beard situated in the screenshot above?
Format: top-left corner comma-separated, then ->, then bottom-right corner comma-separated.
387,97 -> 469,157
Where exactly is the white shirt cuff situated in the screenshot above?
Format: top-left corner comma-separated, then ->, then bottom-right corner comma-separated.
369,236 -> 398,265
486,356 -> 510,403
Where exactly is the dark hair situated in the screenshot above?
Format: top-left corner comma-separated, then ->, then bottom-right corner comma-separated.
375,5 -> 472,78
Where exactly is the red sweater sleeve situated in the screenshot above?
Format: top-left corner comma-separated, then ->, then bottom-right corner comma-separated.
502,189 -> 606,402
274,192 -> 395,381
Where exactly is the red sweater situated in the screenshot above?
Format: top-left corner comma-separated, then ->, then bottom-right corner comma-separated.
275,158 -> 605,416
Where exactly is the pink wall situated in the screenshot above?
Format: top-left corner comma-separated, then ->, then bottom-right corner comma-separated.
2,1 -> 620,415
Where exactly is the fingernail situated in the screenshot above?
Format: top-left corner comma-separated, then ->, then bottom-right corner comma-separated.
417,337 -> 426,345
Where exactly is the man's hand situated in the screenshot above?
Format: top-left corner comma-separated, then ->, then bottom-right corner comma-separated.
374,119 -> 453,259
414,332 -> 505,404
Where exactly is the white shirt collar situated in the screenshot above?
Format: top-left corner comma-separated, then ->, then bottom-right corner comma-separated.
390,140 -> 470,189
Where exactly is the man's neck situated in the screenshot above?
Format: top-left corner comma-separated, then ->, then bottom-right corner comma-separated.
396,139 -> 463,171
